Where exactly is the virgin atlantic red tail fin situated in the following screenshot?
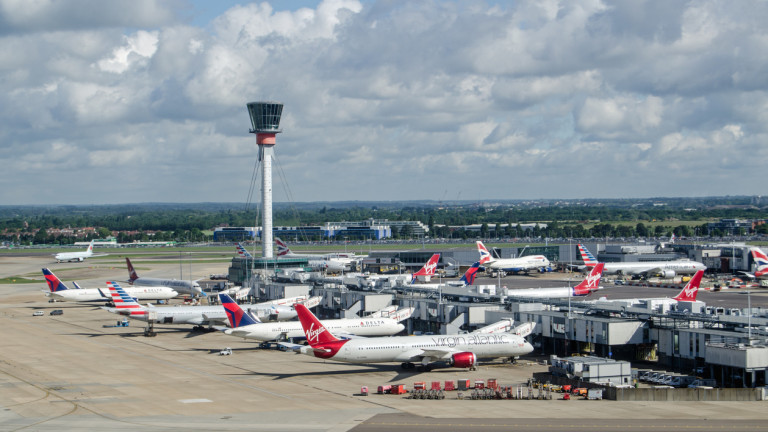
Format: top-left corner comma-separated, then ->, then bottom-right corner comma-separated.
294,304 -> 340,346
573,263 -> 604,296
672,270 -> 704,302
125,257 -> 139,282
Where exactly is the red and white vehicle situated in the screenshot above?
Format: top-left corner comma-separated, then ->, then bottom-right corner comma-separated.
288,303 -> 534,371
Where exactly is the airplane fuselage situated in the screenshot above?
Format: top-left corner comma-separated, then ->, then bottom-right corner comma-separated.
600,260 -> 705,276
226,318 -> 405,342
50,286 -> 178,302
131,277 -> 200,296
303,332 -> 533,364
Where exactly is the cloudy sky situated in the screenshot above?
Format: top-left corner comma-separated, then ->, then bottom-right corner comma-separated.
2,0 -> 766,205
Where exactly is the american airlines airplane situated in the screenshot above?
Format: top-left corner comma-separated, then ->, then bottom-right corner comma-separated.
54,240 -> 107,262
42,268 -> 178,303
125,257 -> 204,297
504,263 -> 605,299
103,282 -> 308,326
219,293 -> 409,342
577,244 -> 706,279
288,303 -> 534,371
275,238 -> 359,272
476,241 -> 550,275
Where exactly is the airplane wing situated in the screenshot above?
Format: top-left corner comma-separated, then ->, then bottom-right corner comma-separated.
395,347 -> 456,362
739,271 -> 756,280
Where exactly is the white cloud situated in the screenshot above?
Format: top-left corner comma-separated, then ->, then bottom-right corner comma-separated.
1,0 -> 767,204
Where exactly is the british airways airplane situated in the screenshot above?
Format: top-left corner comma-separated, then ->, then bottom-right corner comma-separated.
476,241 -> 550,275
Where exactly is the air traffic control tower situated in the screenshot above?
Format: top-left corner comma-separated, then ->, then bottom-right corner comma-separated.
247,101 -> 283,259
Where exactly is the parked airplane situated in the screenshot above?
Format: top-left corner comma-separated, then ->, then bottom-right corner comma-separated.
54,240 -> 106,262
476,241 -> 550,275
287,303 -> 533,371
361,253 -> 442,288
577,244 -> 706,279
587,270 -> 705,306
42,268 -> 178,303
219,293 -> 408,342
740,247 -> 768,280
275,237 -> 358,272
397,261 -> 482,291
504,263 -> 605,299
103,282 -> 309,326
125,257 -> 204,297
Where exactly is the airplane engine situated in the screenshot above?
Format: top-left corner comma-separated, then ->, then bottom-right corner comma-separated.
449,352 -> 477,369
660,270 -> 676,279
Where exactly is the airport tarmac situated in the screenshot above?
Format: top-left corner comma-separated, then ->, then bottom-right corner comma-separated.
1,254 -> 768,431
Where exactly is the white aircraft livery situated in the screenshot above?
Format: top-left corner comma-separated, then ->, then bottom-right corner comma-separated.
476,241 -> 550,274
104,282 -> 305,326
288,304 -> 533,371
54,240 -> 106,262
42,268 -> 178,303
578,244 -> 706,278
220,293 -> 407,342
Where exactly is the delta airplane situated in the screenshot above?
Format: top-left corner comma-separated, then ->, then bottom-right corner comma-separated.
54,240 -> 107,262
740,247 -> 768,280
219,293 -> 409,342
42,268 -> 178,303
125,257 -> 204,297
504,263 -> 605,299
103,282 -> 313,326
287,303 -> 533,371
275,237 -> 359,272
577,244 -> 706,279
476,241 -> 550,275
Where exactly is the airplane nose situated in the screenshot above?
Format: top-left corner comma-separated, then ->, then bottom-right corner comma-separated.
523,341 -> 534,354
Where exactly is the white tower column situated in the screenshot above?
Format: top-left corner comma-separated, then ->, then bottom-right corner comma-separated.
261,144 -> 274,258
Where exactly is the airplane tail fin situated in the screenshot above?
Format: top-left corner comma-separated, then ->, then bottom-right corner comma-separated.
42,268 -> 69,292
476,241 -> 494,265
577,244 -> 599,267
411,253 -> 440,283
106,281 -> 147,316
219,293 -> 261,327
87,240 -> 94,254
750,247 -> 768,278
573,263 -> 605,296
294,304 -> 341,346
459,261 -> 482,286
236,243 -> 253,259
672,270 -> 704,302
125,257 -> 139,282
274,237 -> 291,257
72,281 -> 83,290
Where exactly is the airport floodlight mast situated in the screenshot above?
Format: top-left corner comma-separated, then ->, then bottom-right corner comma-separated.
247,101 -> 283,259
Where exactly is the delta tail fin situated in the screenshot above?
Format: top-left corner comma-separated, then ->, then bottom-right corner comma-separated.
459,261 -> 482,286
42,268 -> 69,292
672,270 -> 704,302
577,244 -> 599,267
411,253 -> 440,283
219,293 -> 261,328
125,257 -> 139,283
572,263 -> 605,296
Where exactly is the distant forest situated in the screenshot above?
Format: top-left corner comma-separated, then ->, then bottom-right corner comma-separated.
1,196 -> 767,244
